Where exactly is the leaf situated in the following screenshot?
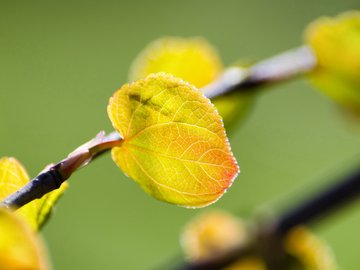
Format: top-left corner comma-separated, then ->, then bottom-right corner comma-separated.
212,91 -> 253,131
108,73 -> 239,207
129,37 -> 254,130
129,37 -> 223,88
0,157 -> 68,230
285,227 -> 337,270
181,210 -> 246,262
181,211 -> 266,269
305,11 -> 360,114
0,208 -> 50,270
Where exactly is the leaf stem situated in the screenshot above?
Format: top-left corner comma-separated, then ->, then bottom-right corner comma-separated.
0,131 -> 122,210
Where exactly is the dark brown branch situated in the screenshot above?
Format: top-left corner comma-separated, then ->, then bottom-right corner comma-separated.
203,45 -> 316,98
275,166 -> 360,235
0,131 -> 122,210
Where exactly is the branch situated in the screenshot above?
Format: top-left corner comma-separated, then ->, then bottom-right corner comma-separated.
203,45 -> 316,98
0,131 -> 122,210
275,166 -> 360,235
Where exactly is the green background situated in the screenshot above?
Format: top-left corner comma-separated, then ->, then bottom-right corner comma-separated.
1,0 -> 360,269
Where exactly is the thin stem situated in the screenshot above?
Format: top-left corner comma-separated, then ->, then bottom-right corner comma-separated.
0,131 -> 122,210
275,166 -> 360,235
203,45 -> 316,98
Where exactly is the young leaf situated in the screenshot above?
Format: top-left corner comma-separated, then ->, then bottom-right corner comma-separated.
0,157 -> 68,230
285,226 -> 337,270
0,208 -> 50,270
129,37 -> 254,130
129,37 -> 223,88
305,11 -> 360,115
108,73 -> 239,207
181,210 -> 246,262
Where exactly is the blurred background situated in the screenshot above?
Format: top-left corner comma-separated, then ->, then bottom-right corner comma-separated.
1,0 -> 360,269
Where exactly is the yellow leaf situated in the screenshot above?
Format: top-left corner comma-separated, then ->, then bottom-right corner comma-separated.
305,11 -> 360,114
285,226 -> 337,270
182,211 -> 266,269
181,210 -> 247,261
0,157 -> 68,230
0,208 -> 50,270
108,73 -> 239,207
129,37 -> 223,88
129,37 -> 254,131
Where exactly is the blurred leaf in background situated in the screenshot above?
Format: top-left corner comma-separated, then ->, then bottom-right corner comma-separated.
129,36 -> 254,130
306,11 -> 360,116
129,37 -> 223,88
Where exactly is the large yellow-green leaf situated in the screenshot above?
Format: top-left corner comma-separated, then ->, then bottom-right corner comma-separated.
108,73 -> 239,207
0,208 -> 50,270
129,37 -> 254,131
305,11 -> 360,114
0,157 -> 68,230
